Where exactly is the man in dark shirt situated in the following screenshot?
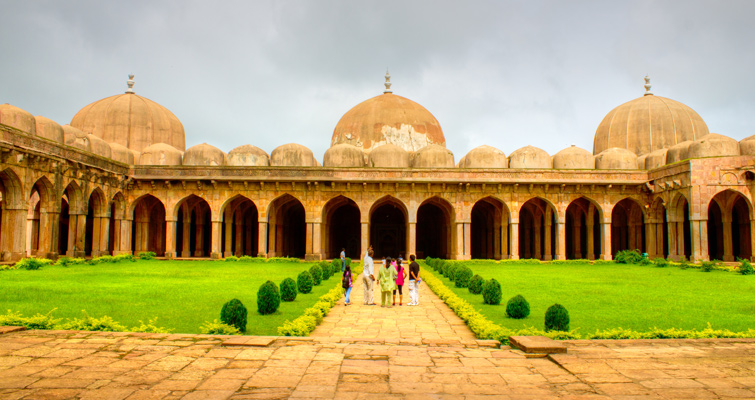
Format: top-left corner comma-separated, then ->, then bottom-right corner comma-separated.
407,254 -> 420,306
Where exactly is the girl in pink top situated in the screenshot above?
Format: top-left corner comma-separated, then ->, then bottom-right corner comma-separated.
392,258 -> 407,306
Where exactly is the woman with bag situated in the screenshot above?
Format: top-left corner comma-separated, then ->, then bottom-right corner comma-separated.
342,265 -> 353,305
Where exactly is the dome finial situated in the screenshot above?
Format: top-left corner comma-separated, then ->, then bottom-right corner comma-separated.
126,74 -> 135,94
643,75 -> 652,96
383,69 -> 393,94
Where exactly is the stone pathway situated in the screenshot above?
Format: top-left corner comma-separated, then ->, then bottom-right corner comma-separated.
311,276 -> 476,343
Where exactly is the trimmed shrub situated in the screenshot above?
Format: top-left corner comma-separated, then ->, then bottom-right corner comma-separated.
257,280 -> 281,315
220,298 -> 248,332
506,294 -> 530,319
200,319 -> 240,335
448,264 -> 460,282
224,256 -> 239,262
309,265 -> 323,286
15,258 -> 53,270
482,278 -> 502,305
330,258 -> 341,274
88,255 -> 115,265
280,277 -> 298,302
545,303 -> 570,332
238,255 -> 253,262
614,249 -> 643,264
654,257 -> 668,268
321,262 -> 332,280
138,251 -> 157,260
297,271 -> 314,294
454,266 -> 473,288
56,311 -> 127,332
738,259 -> 754,275
469,274 -> 485,294
701,261 -> 715,272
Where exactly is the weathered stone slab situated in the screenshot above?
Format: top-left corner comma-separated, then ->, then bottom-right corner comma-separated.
222,336 -> 276,347
509,336 -> 567,354
0,326 -> 26,335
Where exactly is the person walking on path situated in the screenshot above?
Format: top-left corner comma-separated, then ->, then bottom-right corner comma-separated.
393,258 -> 407,306
342,265 -> 353,305
340,248 -> 346,272
378,256 -> 398,307
362,249 -> 376,305
407,254 -> 421,306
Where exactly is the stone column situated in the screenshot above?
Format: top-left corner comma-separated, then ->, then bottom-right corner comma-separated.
509,222 -> 519,260
690,218 -> 708,262
493,220 -> 501,259
408,222 -> 416,260
573,219 -> 582,259
501,221 -> 509,259
646,220 -> 657,259
267,221 -> 276,257
655,222 -> 664,258
722,218 -> 734,261
181,213 -> 191,258
313,222 -> 322,260
111,218 -> 121,255
37,209 -> 56,258
1,207 -> 26,261
534,220 -> 542,260
456,223 -> 465,260
164,219 -> 176,259
210,220 -> 221,259
676,221 -> 685,260
586,219 -> 595,260
224,209 -> 234,257
90,216 -> 102,257
556,221 -> 566,260
305,222 -> 314,260
115,218 -> 132,255
601,221 -> 612,260
66,212 -> 77,257
98,216 -> 110,256
75,214 -> 86,257
195,219 -> 205,257
667,215 -> 678,261
361,222 -> 369,260
234,214 -> 244,256
543,215 -> 552,261
751,219 -> 755,262
257,221 -> 268,258
463,222 -> 471,260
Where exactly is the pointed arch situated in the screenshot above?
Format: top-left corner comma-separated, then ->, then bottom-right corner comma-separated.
565,197 -> 602,260
519,197 -> 558,260
611,198 -> 646,256
322,195 -> 360,260
648,197 -> 669,259
131,194 -> 166,256
369,195 -> 408,259
708,190 -> 752,261
220,194 -> 259,258
266,194 -> 305,258
0,168 -> 25,260
174,194 -> 212,257
471,196 -> 511,260
668,193 -> 691,261
109,191 -> 127,254
417,196 -> 455,259
85,188 -> 109,256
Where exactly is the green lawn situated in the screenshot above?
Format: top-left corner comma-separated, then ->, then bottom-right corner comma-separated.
434,262 -> 755,334
0,260 -> 338,335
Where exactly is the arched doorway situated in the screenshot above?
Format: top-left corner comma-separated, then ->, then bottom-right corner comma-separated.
417,197 -> 454,259
132,195 -> 166,256
61,183 -> 84,257
669,195 -> 692,261
471,197 -> 510,260
109,192 -> 126,255
648,198 -> 669,259
267,194 -> 306,258
0,168 -> 25,261
611,198 -> 645,256
85,189 -> 108,257
565,197 -> 601,260
322,196 -> 360,260
370,197 -> 406,259
708,191 -> 752,261
221,196 -> 259,258
519,198 -> 557,260
176,195 -> 212,258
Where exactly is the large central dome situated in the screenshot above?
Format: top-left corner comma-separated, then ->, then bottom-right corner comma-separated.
71,75 -> 185,153
331,74 -> 445,153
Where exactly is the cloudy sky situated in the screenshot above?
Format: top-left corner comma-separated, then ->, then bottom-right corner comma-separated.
2,0 -> 754,161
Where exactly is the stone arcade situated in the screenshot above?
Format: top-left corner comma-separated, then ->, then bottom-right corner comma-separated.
1,74 -> 753,263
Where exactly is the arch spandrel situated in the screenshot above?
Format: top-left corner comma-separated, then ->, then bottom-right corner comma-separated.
368,195 -> 409,221
63,181 -> 85,214
88,187 -> 109,217
707,188 -> 753,218
30,176 -> 56,212
128,193 -> 167,220
171,194 -> 211,221
266,193 -> 305,219
321,194 -> 359,222
219,194 -> 259,218
111,192 -> 126,219
417,195 -> 456,223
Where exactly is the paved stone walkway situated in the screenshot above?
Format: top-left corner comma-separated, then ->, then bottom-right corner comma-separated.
311,276 -> 476,343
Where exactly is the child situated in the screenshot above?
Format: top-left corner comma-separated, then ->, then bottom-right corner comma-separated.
378,256 -> 397,307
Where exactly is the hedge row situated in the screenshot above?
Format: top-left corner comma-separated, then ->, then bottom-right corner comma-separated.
277,284 -> 345,336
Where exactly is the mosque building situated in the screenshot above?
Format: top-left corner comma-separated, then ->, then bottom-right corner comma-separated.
0,73 -> 753,263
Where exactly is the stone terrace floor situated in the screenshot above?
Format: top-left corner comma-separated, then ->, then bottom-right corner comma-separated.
1,279 -> 755,399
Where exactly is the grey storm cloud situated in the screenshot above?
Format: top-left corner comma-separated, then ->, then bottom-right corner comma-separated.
1,0 -> 754,161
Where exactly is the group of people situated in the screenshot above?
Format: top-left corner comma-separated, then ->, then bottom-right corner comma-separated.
340,246 -> 421,307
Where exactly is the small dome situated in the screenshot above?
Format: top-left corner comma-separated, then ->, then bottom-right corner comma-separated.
331,90 -> 445,153
412,144 -> 454,168
687,133 -> 739,159
458,145 -> 507,168
593,88 -> 708,156
595,148 -> 638,170
368,143 -> 410,168
227,145 -> 270,166
183,143 -> 226,166
270,143 -> 317,167
552,145 -> 594,169
740,135 -> 755,156
34,116 -> 64,143
87,134 -> 112,158
139,143 -> 183,165
0,104 -> 36,134
323,143 -> 365,167
71,77 -> 185,153
644,148 -> 668,170
666,140 -> 693,164
509,146 -> 552,169
62,125 -> 92,152
109,142 -> 135,164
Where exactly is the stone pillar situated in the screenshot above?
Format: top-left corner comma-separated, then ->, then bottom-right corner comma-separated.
501,221 -> 509,259
245,223 -> 253,256
361,222 -> 369,260
751,219 -> 755,262
573,219 -> 582,259
164,219 -> 176,259
305,222 -> 321,261
1,207 -> 26,261
48,210 -> 60,259
586,205 -> 596,260
37,209 -> 57,258
601,221 -> 612,260
722,218 -> 734,261
267,221 -> 276,257
456,222 -> 465,260
115,218 -> 132,256
509,222 -> 519,260
98,216 -> 110,256
275,223 -> 284,257
463,222 -> 471,260
111,218 -> 121,255
691,218 -> 708,262
676,221 -> 685,261
543,213 -> 552,261
556,221 -> 566,260
181,214 -> 191,258
667,215 -> 678,260
655,222 -> 664,258
195,219 -> 205,257
408,222 -> 416,260
210,220 -> 221,259
646,220 -> 657,259
75,214 -> 86,257
305,222 -> 314,260
534,220 -> 542,260
224,209 -> 234,257
257,221 -> 268,258
493,220 -> 501,259
66,212 -> 77,257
